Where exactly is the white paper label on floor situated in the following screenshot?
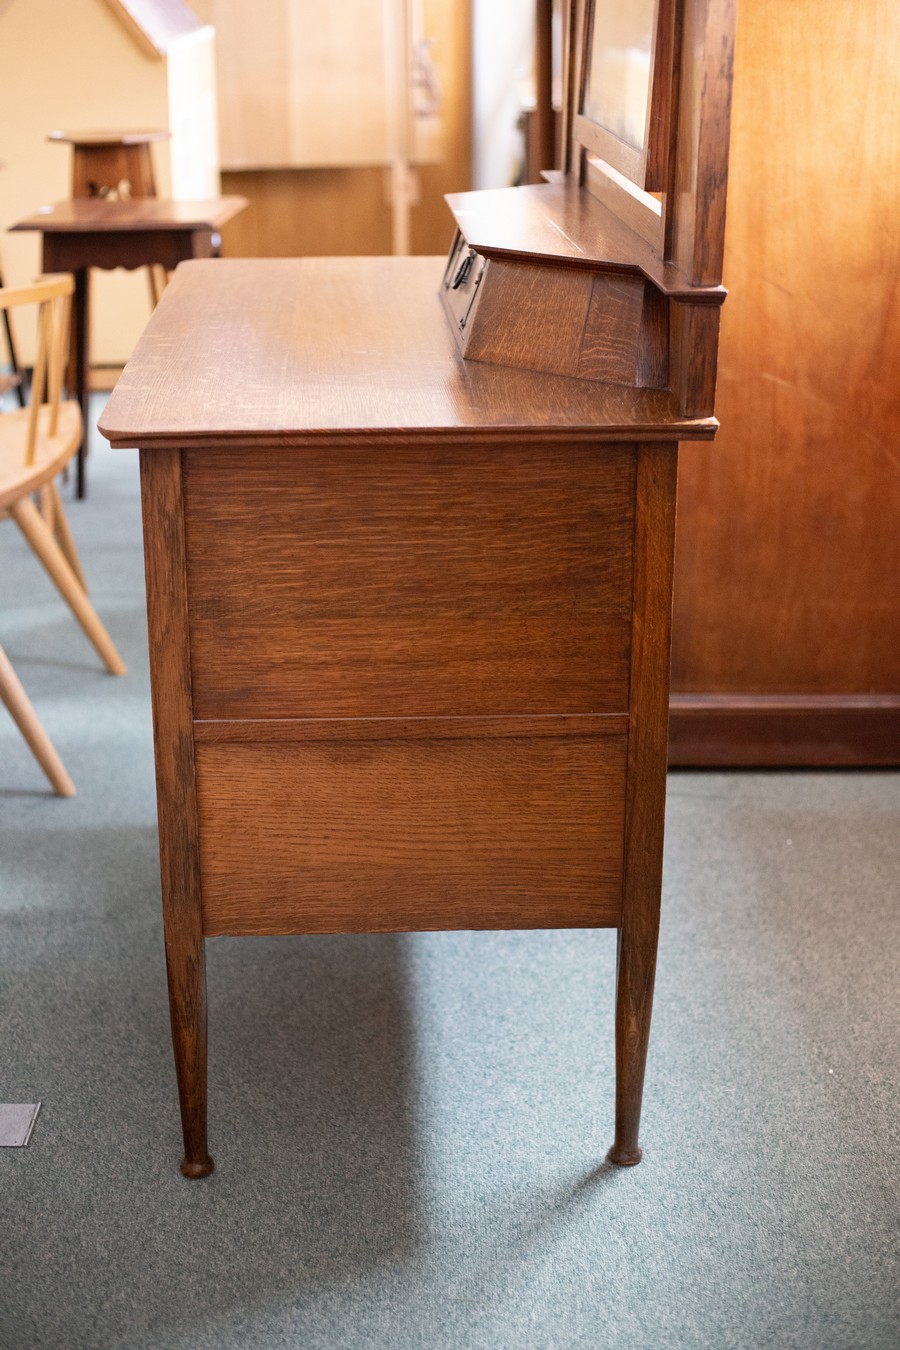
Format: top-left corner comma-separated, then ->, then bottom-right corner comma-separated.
0,1103 -> 41,1146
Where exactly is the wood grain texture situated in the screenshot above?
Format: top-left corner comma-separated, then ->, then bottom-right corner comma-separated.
182,442 -> 635,720
609,440 -> 677,1166
457,261 -> 660,389
196,729 -> 627,936
669,0 -> 735,287
576,273 -> 647,384
668,299 -> 721,418
461,258 -> 593,376
99,257 -> 719,448
445,183 -> 725,300
583,154 -> 664,252
671,0 -> 900,757
139,447 -> 213,1178
193,714 -> 630,744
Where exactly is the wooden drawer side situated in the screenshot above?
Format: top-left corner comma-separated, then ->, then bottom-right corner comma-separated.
196,725 -> 627,935
182,444 -> 635,720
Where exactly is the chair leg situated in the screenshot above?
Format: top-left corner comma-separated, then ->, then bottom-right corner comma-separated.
0,645 -> 75,796
10,497 -> 126,676
47,482 -> 89,593
148,265 -> 168,308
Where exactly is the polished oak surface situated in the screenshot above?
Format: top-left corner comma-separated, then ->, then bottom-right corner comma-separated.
101,256 -> 717,446
183,443 -> 635,720
445,183 -> 724,300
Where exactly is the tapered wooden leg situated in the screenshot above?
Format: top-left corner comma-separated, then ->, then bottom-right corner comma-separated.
0,644 -> 76,796
164,927 -> 214,1178
608,921 -> 659,1166
607,442 -> 678,1168
11,496 -> 125,675
139,447 -> 212,1177
47,482 -> 89,592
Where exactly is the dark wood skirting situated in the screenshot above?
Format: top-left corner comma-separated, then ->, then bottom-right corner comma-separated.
668,694 -> 900,767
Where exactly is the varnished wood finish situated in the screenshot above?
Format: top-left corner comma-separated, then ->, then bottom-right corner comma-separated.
670,0 -> 900,763
448,256 -> 666,390
669,300 -> 721,419
12,197 -> 247,235
50,130 -> 169,200
446,0 -> 734,414
102,0 -> 735,1175
192,713 -> 630,744
668,0 -> 735,287
183,442 -> 634,720
196,725 -> 627,936
99,258 -> 718,448
444,184 -> 725,300
668,696 -> 900,768
456,258 -> 594,375
139,448 -> 212,1179
609,441 -> 677,1167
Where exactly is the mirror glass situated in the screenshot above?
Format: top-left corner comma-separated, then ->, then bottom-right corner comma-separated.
583,0 -> 656,151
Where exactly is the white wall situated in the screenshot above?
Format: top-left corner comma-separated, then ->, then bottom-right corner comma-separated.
472,0 -> 534,188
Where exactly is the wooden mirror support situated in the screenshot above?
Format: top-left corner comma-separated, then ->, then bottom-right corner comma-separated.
440,0 -> 733,419
100,0 -> 734,1179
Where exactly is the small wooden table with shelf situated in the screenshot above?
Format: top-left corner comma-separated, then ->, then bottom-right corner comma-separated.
11,195 -> 246,496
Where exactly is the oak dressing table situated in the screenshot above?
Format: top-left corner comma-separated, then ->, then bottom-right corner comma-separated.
100,0 -> 734,1177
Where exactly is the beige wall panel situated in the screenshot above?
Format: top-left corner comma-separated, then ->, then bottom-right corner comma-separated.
0,0 -> 218,365
207,0 -> 392,170
218,0 -> 470,261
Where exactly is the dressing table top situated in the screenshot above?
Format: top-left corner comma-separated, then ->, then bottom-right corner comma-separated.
99,256 -> 718,451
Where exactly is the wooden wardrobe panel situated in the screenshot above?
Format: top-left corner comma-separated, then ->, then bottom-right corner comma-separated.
672,0 -> 900,717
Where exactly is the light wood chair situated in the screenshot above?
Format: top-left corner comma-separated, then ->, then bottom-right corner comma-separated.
1,274 -> 125,791
0,643 -> 75,796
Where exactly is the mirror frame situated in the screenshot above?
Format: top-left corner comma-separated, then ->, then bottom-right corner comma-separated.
569,0 -> 676,192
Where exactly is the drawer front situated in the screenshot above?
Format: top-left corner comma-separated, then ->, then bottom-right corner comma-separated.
183,443 -> 635,719
195,719 -> 627,935
440,232 -> 487,339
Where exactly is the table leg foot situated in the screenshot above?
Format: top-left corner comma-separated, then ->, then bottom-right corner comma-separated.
606,1142 -> 643,1167
180,1155 -> 215,1179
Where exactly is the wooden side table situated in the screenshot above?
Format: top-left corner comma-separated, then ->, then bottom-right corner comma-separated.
11,196 -> 246,497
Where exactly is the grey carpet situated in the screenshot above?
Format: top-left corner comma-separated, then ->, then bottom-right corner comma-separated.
1,413 -> 898,1349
